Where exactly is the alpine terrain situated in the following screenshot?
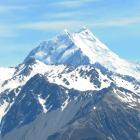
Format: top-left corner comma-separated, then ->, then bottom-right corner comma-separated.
0,28 -> 140,140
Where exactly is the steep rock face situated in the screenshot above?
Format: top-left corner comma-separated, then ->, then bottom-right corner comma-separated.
0,74 -> 67,136
0,74 -> 83,137
1,81 -> 140,140
47,93 -> 140,140
0,73 -> 92,139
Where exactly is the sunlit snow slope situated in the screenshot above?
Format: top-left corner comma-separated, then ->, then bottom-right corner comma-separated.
0,68 -> 15,84
25,28 -> 140,80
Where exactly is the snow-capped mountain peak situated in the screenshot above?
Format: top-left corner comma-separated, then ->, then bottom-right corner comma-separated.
0,28 -> 140,140
25,28 -> 140,80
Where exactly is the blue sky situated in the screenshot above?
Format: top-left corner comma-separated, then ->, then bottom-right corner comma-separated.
0,0 -> 140,66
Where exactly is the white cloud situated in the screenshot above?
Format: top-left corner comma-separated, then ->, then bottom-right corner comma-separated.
0,5 -> 27,13
18,17 -> 140,31
0,26 -> 17,37
18,20 -> 84,30
0,16 -> 140,38
92,17 -> 140,27
43,11 -> 82,19
49,0 -> 99,8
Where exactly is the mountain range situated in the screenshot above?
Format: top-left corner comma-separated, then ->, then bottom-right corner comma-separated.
0,28 -> 140,140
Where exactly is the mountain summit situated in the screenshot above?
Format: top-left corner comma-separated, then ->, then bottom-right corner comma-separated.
25,28 -> 140,80
0,28 -> 140,140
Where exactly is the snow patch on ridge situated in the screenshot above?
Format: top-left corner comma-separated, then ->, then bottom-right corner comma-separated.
0,67 -> 15,84
61,97 -> 70,111
0,100 -> 9,122
38,95 -> 48,113
0,60 -> 112,93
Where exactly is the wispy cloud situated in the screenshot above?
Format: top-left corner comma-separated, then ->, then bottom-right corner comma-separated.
18,17 -> 140,31
0,16 -> 140,38
44,11 -> 82,19
18,20 -> 84,30
49,0 -> 99,8
0,26 -> 17,37
0,5 -> 27,13
92,17 -> 140,27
